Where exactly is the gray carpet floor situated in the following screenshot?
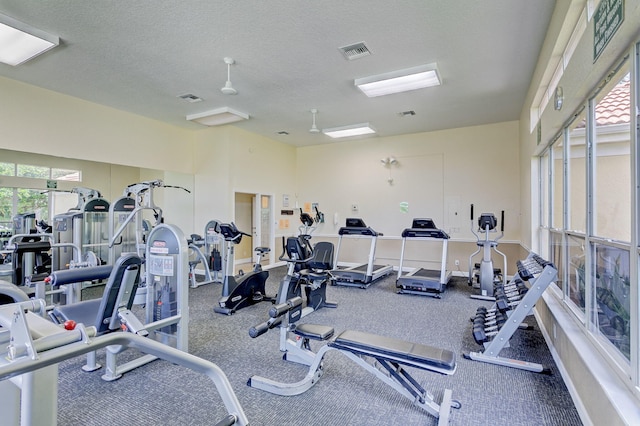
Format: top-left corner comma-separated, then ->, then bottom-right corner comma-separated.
55,268 -> 583,425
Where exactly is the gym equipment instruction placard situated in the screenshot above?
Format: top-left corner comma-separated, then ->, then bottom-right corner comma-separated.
149,254 -> 174,276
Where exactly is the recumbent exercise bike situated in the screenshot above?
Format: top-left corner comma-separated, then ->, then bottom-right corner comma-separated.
214,222 -> 274,315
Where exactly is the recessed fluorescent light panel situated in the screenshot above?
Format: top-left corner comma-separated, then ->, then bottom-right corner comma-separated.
186,107 -> 249,126
355,63 -> 440,97
0,13 -> 59,66
322,123 -> 376,139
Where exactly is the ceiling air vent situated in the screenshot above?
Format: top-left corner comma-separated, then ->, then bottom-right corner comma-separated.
398,110 -> 416,117
339,42 -> 371,60
177,93 -> 203,103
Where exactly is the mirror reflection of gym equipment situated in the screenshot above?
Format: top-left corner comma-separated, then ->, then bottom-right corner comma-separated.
186,219 -> 224,288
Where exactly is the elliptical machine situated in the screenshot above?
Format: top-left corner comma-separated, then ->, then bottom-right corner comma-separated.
273,210 -> 336,323
468,204 -> 507,301
214,222 -> 273,315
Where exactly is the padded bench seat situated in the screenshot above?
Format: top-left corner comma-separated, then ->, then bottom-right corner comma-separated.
293,323 -> 334,341
330,329 -> 456,373
52,299 -> 102,329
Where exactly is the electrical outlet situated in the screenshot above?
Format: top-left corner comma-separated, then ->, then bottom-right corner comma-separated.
455,259 -> 460,266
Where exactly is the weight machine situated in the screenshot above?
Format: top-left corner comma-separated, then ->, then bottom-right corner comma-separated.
109,180 -> 189,262
0,267 -> 247,426
52,224 -> 189,381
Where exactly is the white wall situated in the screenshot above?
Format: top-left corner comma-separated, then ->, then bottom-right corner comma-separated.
0,76 -> 193,174
297,121 -> 520,241
295,121 -> 522,270
192,125 -> 298,241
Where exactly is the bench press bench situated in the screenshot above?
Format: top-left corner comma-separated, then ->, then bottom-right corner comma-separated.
249,297 -> 460,425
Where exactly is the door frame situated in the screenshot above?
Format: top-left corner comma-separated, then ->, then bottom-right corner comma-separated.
233,190 -> 275,265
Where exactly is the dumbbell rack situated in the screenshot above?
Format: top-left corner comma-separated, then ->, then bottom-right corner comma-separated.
464,253 -> 558,373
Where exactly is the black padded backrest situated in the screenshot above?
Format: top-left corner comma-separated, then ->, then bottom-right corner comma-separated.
286,236 -> 310,259
307,241 -> 334,271
94,253 -> 142,334
286,236 -> 311,272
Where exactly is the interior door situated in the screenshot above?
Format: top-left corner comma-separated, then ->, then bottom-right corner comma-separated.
235,192 -> 273,266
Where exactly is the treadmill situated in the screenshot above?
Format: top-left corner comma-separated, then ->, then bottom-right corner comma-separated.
396,218 -> 451,298
331,218 -> 393,288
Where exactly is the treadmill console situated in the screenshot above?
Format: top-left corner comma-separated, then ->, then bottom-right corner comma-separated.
412,218 -> 437,229
339,218 -> 378,236
345,218 -> 366,228
402,218 -> 449,239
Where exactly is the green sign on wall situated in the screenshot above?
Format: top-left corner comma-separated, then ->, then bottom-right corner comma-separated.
594,0 -> 624,62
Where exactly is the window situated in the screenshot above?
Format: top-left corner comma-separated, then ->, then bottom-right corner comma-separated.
593,73 -> 631,242
567,234 -> 586,314
17,164 -> 50,179
0,187 -> 13,229
551,138 -> 564,229
9,164 -> 82,182
540,151 -> 550,229
567,113 -> 587,233
539,56 -> 635,379
550,231 -> 564,291
16,188 -> 49,223
0,162 -> 15,176
51,168 -> 81,181
593,243 -> 631,361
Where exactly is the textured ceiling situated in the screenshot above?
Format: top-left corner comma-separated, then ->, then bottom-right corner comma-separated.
0,1 -> 556,147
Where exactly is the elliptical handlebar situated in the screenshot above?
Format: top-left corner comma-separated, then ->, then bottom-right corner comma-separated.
298,208 -> 317,236
470,204 -> 479,239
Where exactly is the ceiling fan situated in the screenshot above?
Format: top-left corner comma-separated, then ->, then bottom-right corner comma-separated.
221,57 -> 237,95
309,109 -> 320,133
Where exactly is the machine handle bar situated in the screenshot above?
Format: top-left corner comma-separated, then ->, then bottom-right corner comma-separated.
248,296 -> 304,338
269,296 -> 303,319
248,317 -> 282,338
